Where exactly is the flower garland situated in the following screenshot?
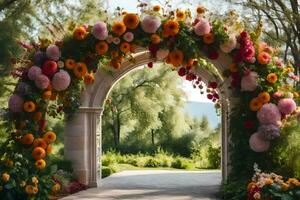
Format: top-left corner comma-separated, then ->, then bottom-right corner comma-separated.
1,3 -> 299,198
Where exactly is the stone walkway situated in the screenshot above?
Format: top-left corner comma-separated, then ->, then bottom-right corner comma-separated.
62,170 -> 221,200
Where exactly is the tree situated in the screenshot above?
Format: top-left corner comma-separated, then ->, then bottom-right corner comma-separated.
231,0 -> 300,75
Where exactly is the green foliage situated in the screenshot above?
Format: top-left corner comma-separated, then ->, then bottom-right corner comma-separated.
220,179 -> 248,200
171,157 -> 194,169
101,166 -> 116,178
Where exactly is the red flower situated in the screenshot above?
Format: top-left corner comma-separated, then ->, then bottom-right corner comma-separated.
208,50 -> 219,60
209,81 -> 218,89
178,67 -> 186,76
148,44 -> 158,56
207,94 -> 213,100
186,73 -> 196,81
147,62 -> 153,68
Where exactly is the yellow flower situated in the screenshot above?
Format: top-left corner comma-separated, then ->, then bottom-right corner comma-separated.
25,185 -> 34,194
2,173 -> 10,182
176,10 -> 186,21
266,73 -> 278,84
20,181 -> 26,187
51,183 -> 61,193
153,5 -> 161,12
32,177 -> 39,185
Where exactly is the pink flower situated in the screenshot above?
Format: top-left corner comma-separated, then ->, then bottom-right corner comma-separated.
123,32 -> 134,42
141,15 -> 161,33
46,45 -> 61,61
106,35 -> 114,43
193,18 -> 211,36
220,35 -> 237,53
273,92 -> 282,99
92,22 -> 108,40
8,94 -> 24,113
28,66 -> 42,80
240,71 -> 258,91
113,37 -> 120,45
156,49 -> 169,60
35,74 -> 50,90
277,98 -> 296,115
257,103 -> 281,126
52,70 -> 71,91
249,132 -> 270,152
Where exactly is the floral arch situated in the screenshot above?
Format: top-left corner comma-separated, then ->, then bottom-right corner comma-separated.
1,4 -> 299,199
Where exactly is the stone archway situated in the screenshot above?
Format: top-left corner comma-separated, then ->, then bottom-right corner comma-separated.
64,49 -> 237,187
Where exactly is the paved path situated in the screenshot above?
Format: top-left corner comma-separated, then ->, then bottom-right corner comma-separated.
62,170 -> 221,200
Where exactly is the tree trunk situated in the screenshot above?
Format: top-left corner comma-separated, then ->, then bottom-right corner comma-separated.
151,129 -> 155,145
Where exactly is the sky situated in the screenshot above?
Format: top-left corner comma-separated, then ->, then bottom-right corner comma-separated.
104,0 -> 227,103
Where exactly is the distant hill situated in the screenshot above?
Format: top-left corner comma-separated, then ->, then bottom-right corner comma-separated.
184,101 -> 221,128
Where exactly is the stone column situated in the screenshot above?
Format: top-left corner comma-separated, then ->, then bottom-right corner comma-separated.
221,98 -> 229,182
64,107 -> 103,187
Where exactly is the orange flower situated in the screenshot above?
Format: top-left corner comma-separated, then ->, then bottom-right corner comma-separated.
165,55 -> 172,64
197,6 -> 206,14
73,62 -> 88,78
176,10 -> 186,21
65,59 -> 76,69
187,58 -> 195,66
95,41 -> 109,55
43,90 -> 52,100
24,101 -> 36,112
203,33 -> 215,44
32,147 -> 46,160
153,5 -> 161,12
84,73 -> 95,85
264,178 -> 274,185
281,182 -> 289,191
50,92 -> 57,101
111,50 -> 119,58
25,185 -> 34,194
249,97 -> 263,111
169,50 -> 184,67
112,21 -> 126,36
52,183 -> 61,194
21,133 -> 34,145
33,112 -> 43,122
229,63 -> 238,72
130,44 -> 138,53
33,138 -> 47,149
120,42 -> 131,54
110,59 -> 121,69
257,52 -> 271,65
123,13 -> 139,29
151,34 -> 161,44
267,73 -> 278,84
258,92 -> 270,104
73,27 -> 87,40
163,20 -> 180,37
46,144 -> 53,154
2,173 -> 10,182
43,131 -> 56,143
35,159 -> 46,170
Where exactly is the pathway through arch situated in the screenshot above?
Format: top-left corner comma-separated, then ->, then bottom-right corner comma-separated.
62,170 -> 221,200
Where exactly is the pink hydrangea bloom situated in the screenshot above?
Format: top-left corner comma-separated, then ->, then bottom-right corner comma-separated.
35,74 -> 50,90
193,18 -> 211,36
28,66 -> 42,80
123,32 -> 134,42
141,15 -> 161,34
240,71 -> 258,91
52,70 -> 71,91
257,103 -> 281,126
8,94 -> 24,113
277,98 -> 296,115
249,132 -> 270,152
220,35 -> 237,53
92,22 -> 108,40
46,45 -> 61,61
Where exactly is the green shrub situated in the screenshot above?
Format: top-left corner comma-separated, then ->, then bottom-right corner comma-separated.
220,180 -> 247,200
102,150 -> 119,166
171,157 -> 193,169
145,157 -> 160,167
102,166 -> 116,178
155,149 -> 173,167
207,145 -> 221,169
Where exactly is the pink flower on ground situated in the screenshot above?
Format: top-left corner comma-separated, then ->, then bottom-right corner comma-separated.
92,22 -> 108,40
240,71 -> 258,91
28,66 -> 42,80
277,98 -> 297,115
46,45 -> 61,61
193,18 -> 211,36
35,74 -> 50,90
8,94 -> 24,113
249,132 -> 270,152
123,32 -> 134,42
220,35 -> 237,53
257,103 -> 281,126
141,15 -> 161,33
52,70 -> 71,91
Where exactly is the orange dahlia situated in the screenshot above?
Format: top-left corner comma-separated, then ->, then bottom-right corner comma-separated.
73,62 -> 88,78
21,133 -> 34,145
43,131 -> 56,143
203,33 -> 215,44
163,20 -> 180,37
120,42 -> 131,54
112,21 -> 126,36
46,144 -> 52,154
84,73 -> 95,85
43,90 -> 52,100
197,6 -> 206,14
32,147 -> 46,160
169,50 -> 184,67
73,27 -> 87,40
65,59 -> 76,69
151,34 -> 161,44
153,5 -> 161,12
24,101 -> 36,112
35,159 -> 46,170
33,138 -> 47,149
249,98 -> 263,111
110,59 -> 121,69
95,41 -> 109,55
123,13 -> 139,29
258,92 -> 270,104
267,73 -> 278,84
